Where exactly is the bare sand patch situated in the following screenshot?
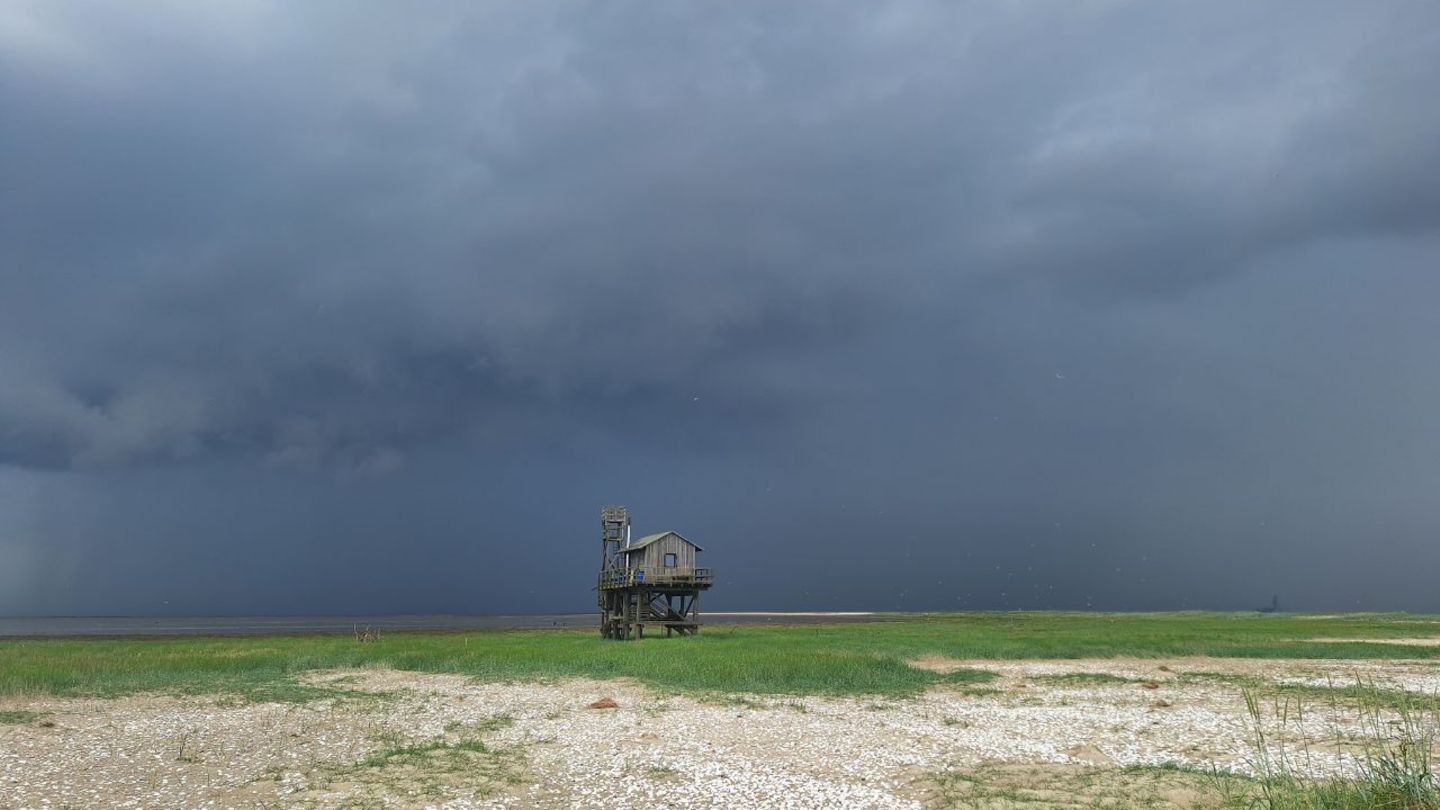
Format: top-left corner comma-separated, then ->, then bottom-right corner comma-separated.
1311,637 -> 1440,647
910,654 -> 1440,691
3,659 -> 1438,808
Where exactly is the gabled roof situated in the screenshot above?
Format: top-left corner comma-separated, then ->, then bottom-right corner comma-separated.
620,530 -> 704,553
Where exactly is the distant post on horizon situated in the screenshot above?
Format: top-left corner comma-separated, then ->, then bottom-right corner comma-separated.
596,506 -> 713,640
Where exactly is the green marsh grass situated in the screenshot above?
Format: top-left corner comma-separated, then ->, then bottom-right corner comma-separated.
1,612 -> 1436,701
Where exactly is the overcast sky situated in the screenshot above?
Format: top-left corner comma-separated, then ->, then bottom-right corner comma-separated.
2,1 -> 1438,616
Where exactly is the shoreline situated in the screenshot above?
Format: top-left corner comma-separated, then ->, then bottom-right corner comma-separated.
0,611 -> 886,639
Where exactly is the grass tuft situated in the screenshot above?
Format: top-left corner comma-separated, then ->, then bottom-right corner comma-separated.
1032,672 -> 1145,686
0,709 -> 46,724
939,668 -> 1002,685
1213,686 -> 1440,809
356,735 -> 495,770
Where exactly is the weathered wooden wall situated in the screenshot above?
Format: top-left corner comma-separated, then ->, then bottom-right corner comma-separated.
623,532 -> 697,571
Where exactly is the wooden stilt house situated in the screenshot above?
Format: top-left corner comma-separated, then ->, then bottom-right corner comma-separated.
597,506 -> 713,640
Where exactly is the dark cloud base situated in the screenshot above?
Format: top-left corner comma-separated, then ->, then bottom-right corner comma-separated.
2,2 -> 1438,615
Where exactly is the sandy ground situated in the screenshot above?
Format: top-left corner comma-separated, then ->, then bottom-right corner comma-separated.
1311,637 -> 1440,646
2,658 -> 1439,809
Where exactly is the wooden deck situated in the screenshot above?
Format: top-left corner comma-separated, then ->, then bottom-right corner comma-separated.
598,567 -> 714,590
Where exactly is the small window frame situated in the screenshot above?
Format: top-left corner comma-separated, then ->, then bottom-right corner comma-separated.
663,552 -> 677,568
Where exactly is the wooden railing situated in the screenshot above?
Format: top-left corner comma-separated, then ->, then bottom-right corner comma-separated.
598,567 -> 713,589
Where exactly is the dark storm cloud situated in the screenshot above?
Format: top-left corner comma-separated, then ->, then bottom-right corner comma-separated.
2,1 -> 1438,614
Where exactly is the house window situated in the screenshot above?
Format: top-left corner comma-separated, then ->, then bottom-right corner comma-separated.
664,553 -> 677,567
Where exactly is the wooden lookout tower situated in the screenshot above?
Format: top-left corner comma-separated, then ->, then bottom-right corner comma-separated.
597,506 -> 713,639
